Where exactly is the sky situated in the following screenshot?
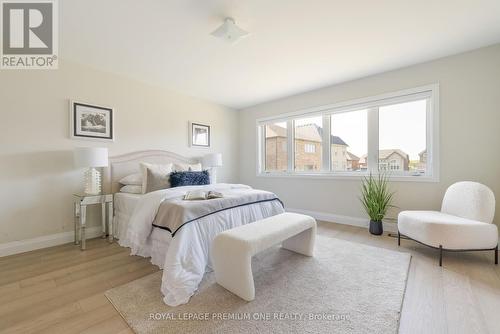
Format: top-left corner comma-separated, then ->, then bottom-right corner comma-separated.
276,99 -> 427,160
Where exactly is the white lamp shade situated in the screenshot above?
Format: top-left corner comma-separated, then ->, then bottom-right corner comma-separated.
74,147 -> 108,168
203,153 -> 223,167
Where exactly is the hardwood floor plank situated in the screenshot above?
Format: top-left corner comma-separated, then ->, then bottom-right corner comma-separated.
0,302 -> 82,334
0,244 -> 125,285
441,265 -> 488,334
37,303 -> 118,334
79,315 -> 130,334
0,258 -> 154,329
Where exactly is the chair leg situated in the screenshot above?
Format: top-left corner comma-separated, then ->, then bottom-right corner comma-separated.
439,245 -> 443,267
495,245 -> 498,265
397,231 -> 400,246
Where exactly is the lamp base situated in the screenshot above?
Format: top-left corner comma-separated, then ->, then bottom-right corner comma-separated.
209,168 -> 217,184
84,167 -> 102,195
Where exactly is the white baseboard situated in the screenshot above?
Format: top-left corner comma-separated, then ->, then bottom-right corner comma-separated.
0,209 -> 397,257
286,208 -> 397,233
0,226 -> 103,257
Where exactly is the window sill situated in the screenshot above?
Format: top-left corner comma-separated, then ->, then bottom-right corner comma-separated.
256,172 -> 439,183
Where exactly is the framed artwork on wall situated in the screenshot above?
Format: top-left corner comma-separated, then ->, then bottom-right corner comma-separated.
70,101 -> 114,141
189,122 -> 210,148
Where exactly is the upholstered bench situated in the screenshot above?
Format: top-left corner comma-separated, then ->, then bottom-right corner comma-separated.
211,212 -> 316,301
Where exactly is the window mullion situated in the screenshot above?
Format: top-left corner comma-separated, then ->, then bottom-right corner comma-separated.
425,97 -> 432,177
286,120 -> 294,172
321,114 -> 331,171
367,107 -> 379,174
259,125 -> 265,173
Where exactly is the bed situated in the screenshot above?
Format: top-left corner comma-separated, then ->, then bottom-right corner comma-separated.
103,150 -> 285,306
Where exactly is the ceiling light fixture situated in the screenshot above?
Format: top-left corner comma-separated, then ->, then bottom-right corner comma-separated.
211,17 -> 249,43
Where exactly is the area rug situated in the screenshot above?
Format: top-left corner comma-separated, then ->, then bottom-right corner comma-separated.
105,235 -> 411,334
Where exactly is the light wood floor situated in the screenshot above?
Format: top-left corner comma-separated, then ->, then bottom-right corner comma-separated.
1,222 -> 499,334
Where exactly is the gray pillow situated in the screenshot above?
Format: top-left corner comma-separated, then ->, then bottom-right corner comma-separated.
140,163 -> 173,194
145,168 -> 170,193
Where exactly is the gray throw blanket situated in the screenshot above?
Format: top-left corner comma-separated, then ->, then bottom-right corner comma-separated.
152,188 -> 283,236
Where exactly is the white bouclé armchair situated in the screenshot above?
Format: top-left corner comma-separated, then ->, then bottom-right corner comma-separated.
398,181 -> 497,266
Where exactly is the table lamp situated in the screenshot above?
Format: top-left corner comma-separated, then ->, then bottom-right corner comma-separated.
74,147 -> 108,195
202,153 -> 223,183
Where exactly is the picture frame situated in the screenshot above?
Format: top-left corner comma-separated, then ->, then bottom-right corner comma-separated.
70,101 -> 114,141
189,122 -> 210,148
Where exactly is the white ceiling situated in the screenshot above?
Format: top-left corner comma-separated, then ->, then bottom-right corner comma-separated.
60,0 -> 500,109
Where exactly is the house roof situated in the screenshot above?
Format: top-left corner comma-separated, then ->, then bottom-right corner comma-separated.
379,149 -> 409,160
359,149 -> 409,163
346,151 -> 360,161
265,123 -> 348,146
265,124 -> 287,138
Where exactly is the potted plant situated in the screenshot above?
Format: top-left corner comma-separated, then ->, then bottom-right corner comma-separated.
360,173 -> 395,235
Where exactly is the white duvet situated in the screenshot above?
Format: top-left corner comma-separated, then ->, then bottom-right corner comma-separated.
119,183 -> 284,306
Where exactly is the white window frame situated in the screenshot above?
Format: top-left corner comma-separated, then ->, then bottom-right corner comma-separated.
256,84 -> 439,182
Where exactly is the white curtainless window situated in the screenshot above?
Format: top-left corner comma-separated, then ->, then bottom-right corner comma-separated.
256,84 -> 439,181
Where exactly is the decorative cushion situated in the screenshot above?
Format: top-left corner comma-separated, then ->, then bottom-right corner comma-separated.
119,173 -> 142,186
173,163 -> 202,172
170,170 -> 210,188
140,162 -> 173,194
119,185 -> 142,194
398,210 -> 498,250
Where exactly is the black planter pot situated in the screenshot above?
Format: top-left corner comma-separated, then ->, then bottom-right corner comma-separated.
369,220 -> 383,235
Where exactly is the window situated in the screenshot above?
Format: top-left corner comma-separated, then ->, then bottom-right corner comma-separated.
294,116 -> 322,171
379,100 -> 427,175
257,84 -> 439,181
304,144 -> 316,153
331,109 -> 367,172
264,122 -> 287,172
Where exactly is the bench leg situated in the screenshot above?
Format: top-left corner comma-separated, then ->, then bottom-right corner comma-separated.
212,239 -> 255,301
439,245 -> 443,267
282,226 -> 316,256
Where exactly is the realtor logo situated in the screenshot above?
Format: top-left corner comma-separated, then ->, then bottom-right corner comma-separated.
1,0 -> 58,69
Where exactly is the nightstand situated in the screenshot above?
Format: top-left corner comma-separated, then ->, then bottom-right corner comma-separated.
73,193 -> 114,250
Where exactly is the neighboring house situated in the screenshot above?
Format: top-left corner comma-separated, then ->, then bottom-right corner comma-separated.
264,124 -> 288,171
346,151 -> 360,171
419,149 -> 427,163
414,149 -> 427,172
330,136 -> 348,171
359,149 -> 410,171
293,123 -> 324,171
265,123 -> 351,171
378,149 -> 409,171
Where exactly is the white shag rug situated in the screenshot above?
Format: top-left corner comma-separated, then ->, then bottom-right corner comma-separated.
106,235 -> 411,334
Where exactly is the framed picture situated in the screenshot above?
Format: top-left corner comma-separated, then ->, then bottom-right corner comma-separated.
70,101 -> 114,141
189,122 -> 210,147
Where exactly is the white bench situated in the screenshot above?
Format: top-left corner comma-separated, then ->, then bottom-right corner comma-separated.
211,212 -> 316,301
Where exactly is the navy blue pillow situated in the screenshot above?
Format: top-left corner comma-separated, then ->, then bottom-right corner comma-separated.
170,170 -> 210,187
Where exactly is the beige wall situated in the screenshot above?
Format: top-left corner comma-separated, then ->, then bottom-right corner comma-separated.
239,44 -> 500,229
0,60 -> 238,244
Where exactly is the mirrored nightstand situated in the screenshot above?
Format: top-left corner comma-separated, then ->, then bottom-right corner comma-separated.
73,193 -> 114,250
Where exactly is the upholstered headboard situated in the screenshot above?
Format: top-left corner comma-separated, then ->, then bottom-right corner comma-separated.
103,150 -> 199,194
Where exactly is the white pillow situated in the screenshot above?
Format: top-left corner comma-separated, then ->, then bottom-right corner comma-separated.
119,173 -> 142,186
173,162 -> 202,172
119,185 -> 142,194
140,162 -> 173,194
